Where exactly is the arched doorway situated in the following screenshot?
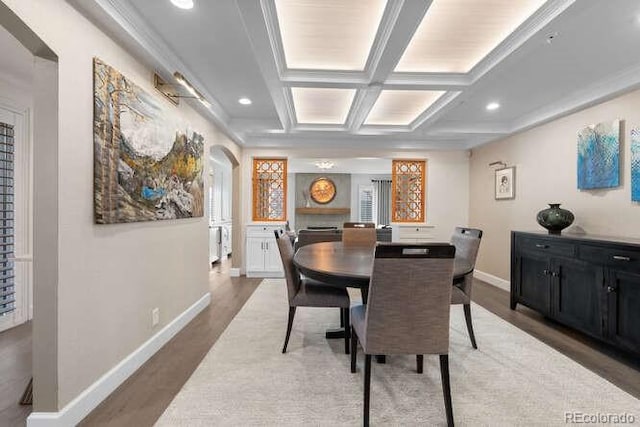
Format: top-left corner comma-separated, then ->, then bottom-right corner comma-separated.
208,145 -> 241,274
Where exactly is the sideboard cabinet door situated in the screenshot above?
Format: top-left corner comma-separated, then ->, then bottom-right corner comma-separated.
606,269 -> 640,354
516,252 -> 552,315
552,257 -> 603,338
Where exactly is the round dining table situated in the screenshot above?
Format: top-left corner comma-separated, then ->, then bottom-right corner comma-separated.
293,241 -> 473,293
293,241 -> 473,363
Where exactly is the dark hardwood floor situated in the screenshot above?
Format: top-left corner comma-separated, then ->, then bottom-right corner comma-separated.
1,268 -> 638,427
0,321 -> 32,427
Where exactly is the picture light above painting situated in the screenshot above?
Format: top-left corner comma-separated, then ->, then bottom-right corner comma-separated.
93,58 -> 204,224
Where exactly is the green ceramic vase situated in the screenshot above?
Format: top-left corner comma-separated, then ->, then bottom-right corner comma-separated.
536,204 -> 574,234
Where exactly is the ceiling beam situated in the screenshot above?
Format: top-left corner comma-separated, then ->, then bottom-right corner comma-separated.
347,0 -> 435,132
236,0 -> 292,131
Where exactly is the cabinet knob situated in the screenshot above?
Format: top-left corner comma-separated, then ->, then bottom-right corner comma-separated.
535,244 -> 549,249
551,271 -> 559,277
607,286 -> 617,293
543,269 -> 550,276
612,255 -> 631,262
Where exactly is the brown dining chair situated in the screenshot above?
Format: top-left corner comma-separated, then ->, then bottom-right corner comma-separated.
350,243 -> 456,427
450,227 -> 483,349
274,230 -> 351,354
295,229 -> 342,251
342,227 -> 376,247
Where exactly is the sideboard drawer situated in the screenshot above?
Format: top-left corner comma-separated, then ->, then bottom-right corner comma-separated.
579,245 -> 640,271
517,237 -> 576,257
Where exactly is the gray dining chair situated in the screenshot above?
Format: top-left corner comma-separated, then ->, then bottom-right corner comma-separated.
274,230 -> 351,354
350,243 -> 456,427
450,227 -> 483,349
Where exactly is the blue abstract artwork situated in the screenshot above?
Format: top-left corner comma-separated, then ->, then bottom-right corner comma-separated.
577,120 -> 620,190
632,128 -> 640,202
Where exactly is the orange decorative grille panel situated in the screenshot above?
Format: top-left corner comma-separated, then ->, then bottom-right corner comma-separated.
252,158 -> 287,221
392,159 -> 426,223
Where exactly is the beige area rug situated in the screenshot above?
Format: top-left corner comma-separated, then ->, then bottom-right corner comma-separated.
157,279 -> 639,426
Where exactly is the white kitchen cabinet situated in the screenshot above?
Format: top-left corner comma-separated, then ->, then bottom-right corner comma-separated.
220,223 -> 232,258
209,226 -> 221,264
246,224 -> 285,277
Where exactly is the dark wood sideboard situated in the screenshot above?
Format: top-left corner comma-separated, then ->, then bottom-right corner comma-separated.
511,231 -> 640,357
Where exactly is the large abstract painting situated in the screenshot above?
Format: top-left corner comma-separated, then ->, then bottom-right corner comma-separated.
577,120 -> 620,190
93,58 -> 204,224
632,127 -> 640,202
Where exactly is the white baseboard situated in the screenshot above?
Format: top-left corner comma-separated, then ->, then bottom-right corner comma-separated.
474,270 -> 510,292
26,292 -> 211,427
229,267 -> 240,277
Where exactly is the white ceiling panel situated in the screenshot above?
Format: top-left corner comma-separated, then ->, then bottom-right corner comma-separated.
291,88 -> 356,124
275,0 -> 387,70
365,90 -> 445,125
395,0 -> 547,73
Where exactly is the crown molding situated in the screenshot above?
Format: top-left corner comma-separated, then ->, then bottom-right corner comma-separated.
260,0 -> 287,77
281,70 -> 369,86
427,122 -> 511,136
93,0 -> 244,145
385,72 -> 470,89
244,132 -> 470,150
410,91 -> 463,130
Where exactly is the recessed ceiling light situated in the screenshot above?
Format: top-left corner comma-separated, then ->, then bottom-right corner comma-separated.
170,0 -> 194,10
238,97 -> 252,105
486,102 -> 500,111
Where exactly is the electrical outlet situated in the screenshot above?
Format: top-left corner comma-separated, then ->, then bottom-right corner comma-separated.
151,308 -> 160,327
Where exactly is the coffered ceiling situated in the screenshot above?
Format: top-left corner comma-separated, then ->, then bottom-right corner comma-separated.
71,0 -> 640,150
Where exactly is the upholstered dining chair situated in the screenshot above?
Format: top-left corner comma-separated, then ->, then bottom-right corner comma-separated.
295,229 -> 342,251
450,227 -> 483,349
342,227 -> 376,247
350,243 -> 456,427
274,230 -> 351,354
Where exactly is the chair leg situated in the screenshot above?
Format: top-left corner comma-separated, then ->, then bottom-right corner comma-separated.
463,303 -> 478,349
343,308 -> 350,354
360,286 -> 368,304
340,308 -> 345,327
439,354 -> 454,427
282,306 -> 296,354
351,326 -> 357,373
416,355 -> 423,374
364,354 -> 372,427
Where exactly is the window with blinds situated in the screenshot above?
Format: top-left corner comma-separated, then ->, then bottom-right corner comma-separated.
0,123 -> 15,316
358,185 -> 374,223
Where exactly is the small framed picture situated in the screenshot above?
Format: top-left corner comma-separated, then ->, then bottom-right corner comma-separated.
495,167 -> 515,200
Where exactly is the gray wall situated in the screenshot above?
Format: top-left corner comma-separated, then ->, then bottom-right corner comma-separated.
295,173 -> 351,231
